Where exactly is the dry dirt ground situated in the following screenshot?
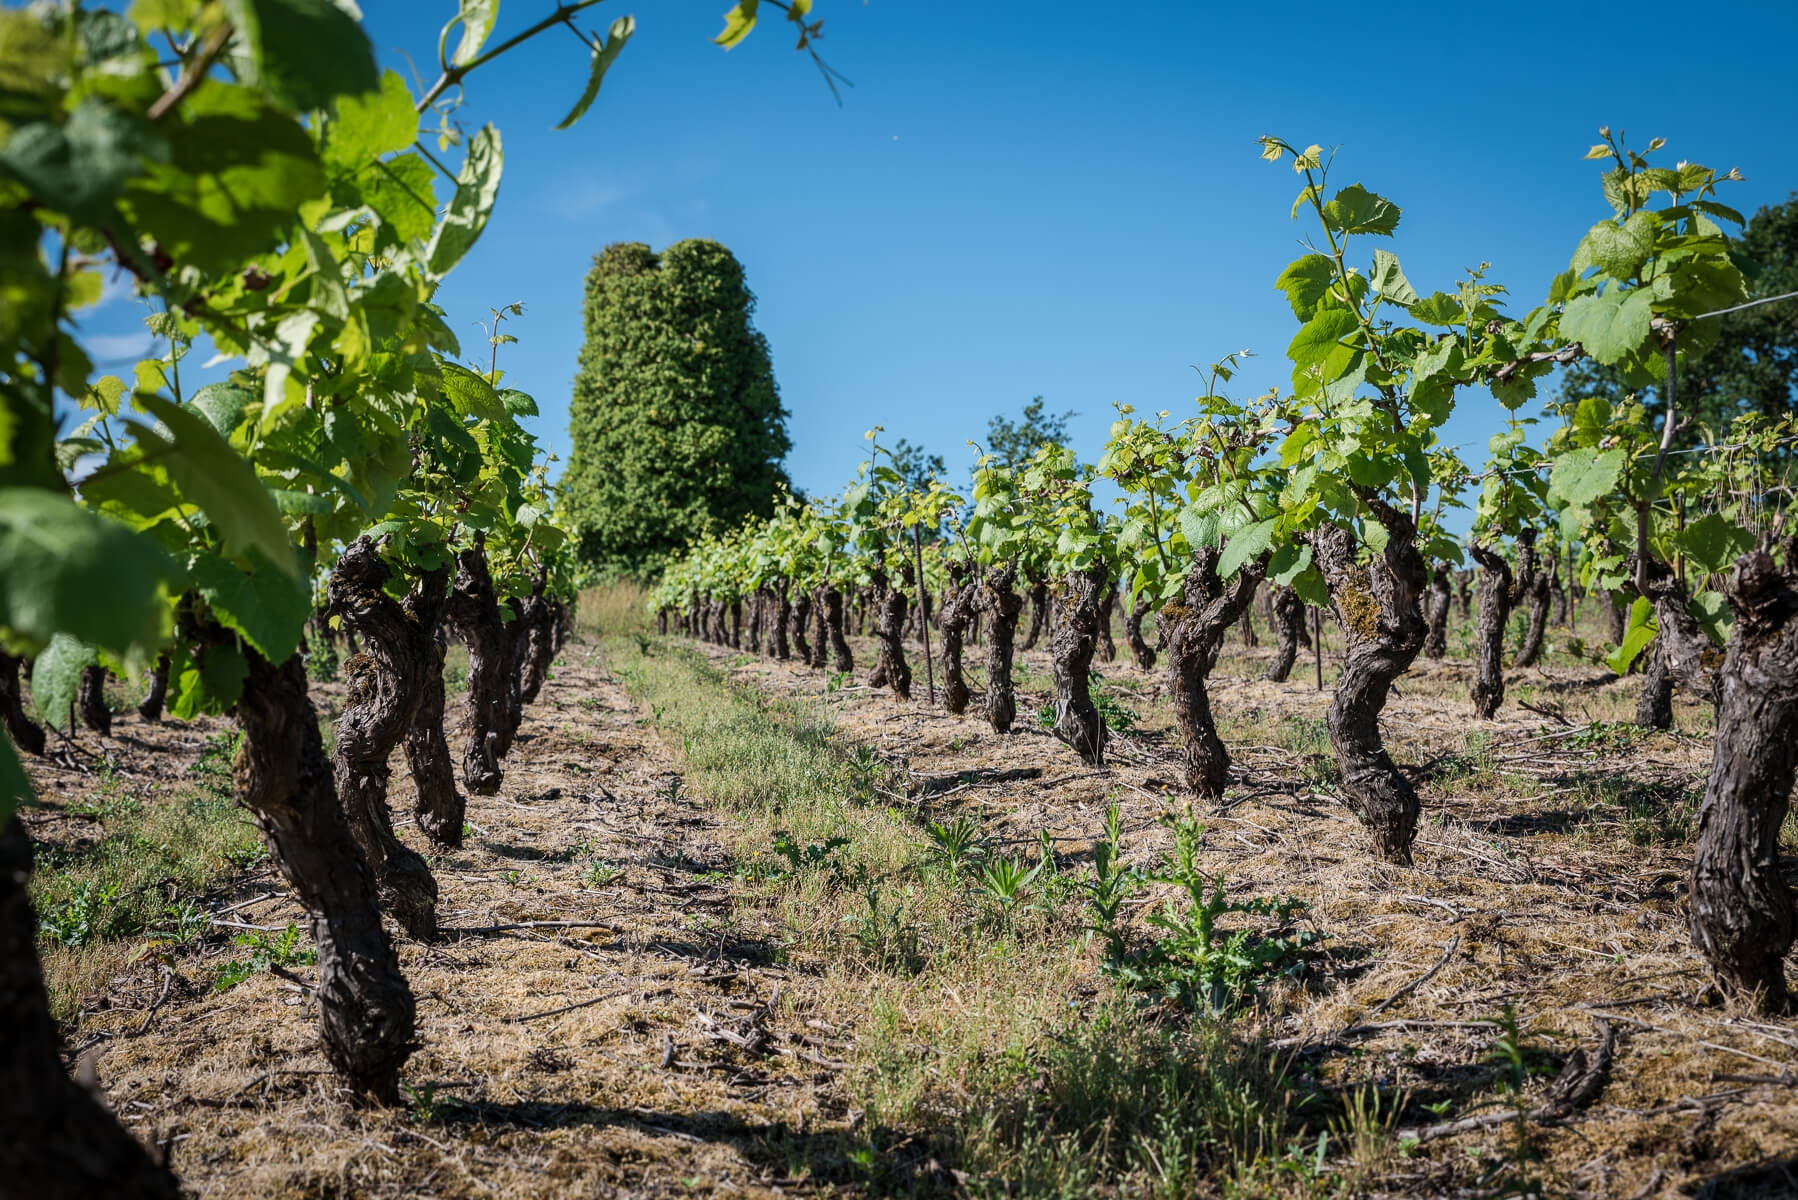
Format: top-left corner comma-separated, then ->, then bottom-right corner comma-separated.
701,617 -> 1798,1200
18,616 -> 1798,1198
25,643 -> 865,1199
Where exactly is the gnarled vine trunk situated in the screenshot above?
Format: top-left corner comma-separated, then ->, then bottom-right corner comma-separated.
747,592 -> 763,654
1266,585 -> 1305,683
1688,548 -> 1797,1014
1423,564 -> 1451,660
1050,564 -> 1110,766
871,566 -> 912,700
1632,554 -> 1720,730
1455,570 -> 1472,618
407,627 -> 464,848
978,564 -> 1024,733
937,562 -> 976,715
808,588 -> 829,668
232,646 -> 415,1101
822,585 -> 854,672
0,649 -> 44,756
1020,580 -> 1048,652
1124,595 -> 1156,671
1163,549 -> 1264,799
1096,581 -> 1118,663
136,652 -> 170,723
1468,542 -> 1515,720
790,589 -> 814,666
770,583 -> 792,662
328,538 -> 442,941
446,546 -> 507,796
1512,529 -> 1551,669
1311,500 -> 1428,866
517,572 -> 558,707
0,817 -> 181,1198
78,665 -> 109,736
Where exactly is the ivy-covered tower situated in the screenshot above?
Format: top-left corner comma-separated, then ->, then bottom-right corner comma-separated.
562,239 -> 792,577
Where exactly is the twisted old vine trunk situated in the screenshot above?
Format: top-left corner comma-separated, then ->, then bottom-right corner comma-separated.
1513,529 -> 1551,669
77,665 -> 109,736
1050,564 -> 1110,766
136,652 -> 170,723
747,591 -> 763,654
1455,570 -> 1472,618
1,817 -> 181,1198
1096,579 -> 1118,663
937,561 -> 977,715
808,588 -> 829,669
1124,595 -> 1156,671
790,588 -> 814,667
517,570 -> 558,707
1632,554 -> 1719,730
822,585 -> 854,671
1688,547 -> 1798,1014
0,649 -> 44,756
328,538 -> 443,941
1468,542 -> 1516,720
1266,585 -> 1306,683
407,626 -> 464,848
1423,564 -> 1452,660
870,565 -> 912,700
446,546 -> 508,797
1162,548 -> 1265,799
1310,499 -> 1429,866
232,645 -> 416,1101
1020,579 -> 1048,651
978,564 -> 1024,733
770,582 -> 792,662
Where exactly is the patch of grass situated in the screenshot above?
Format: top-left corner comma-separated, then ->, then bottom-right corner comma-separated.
32,730 -> 263,1019
579,579 -> 651,637
607,634 -> 1361,1196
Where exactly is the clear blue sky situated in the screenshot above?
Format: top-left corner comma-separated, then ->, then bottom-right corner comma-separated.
82,1 -> 1798,533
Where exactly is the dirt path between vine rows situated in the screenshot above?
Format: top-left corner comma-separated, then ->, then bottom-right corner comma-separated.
46,639 -> 861,1198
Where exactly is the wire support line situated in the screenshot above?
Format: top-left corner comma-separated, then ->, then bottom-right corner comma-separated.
1690,288 -> 1798,323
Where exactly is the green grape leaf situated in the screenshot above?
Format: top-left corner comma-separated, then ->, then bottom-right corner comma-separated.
426,124 -> 502,278
0,488 -> 183,656
128,395 -> 298,575
1572,211 -> 1656,282
1409,292 -> 1462,327
0,97 -> 150,227
556,16 -> 634,131
122,84 -> 324,275
190,383 -> 254,437
438,361 -> 509,421
1605,597 -> 1657,674
361,153 -> 438,243
1218,517 -> 1276,578
1287,307 -> 1359,369
1559,287 -> 1655,365
31,633 -> 98,733
1322,183 -> 1400,237
328,70 -> 418,164
1267,541 -> 1312,585
1370,249 -> 1417,307
224,0 -> 380,112
191,548 -> 310,663
167,641 -> 249,719
1177,504 -> 1220,552
1274,254 -> 1335,320
1672,512 -> 1752,576
498,388 -> 539,418
1687,589 -> 1732,645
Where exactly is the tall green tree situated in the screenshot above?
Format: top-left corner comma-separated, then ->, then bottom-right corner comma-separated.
563,239 -> 792,576
1556,193 -> 1798,443
985,396 -> 1077,469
